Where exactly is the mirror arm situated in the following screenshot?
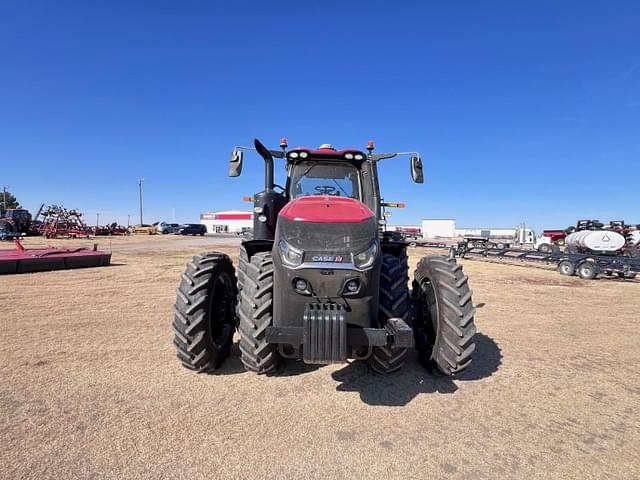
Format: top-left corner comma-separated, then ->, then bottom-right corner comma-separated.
232,146 -> 284,159
370,151 -> 420,161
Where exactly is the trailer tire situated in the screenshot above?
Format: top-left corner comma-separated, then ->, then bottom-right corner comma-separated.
238,252 -> 280,374
558,260 -> 575,276
172,253 -> 238,372
412,256 -> 476,375
577,260 -> 598,280
369,252 -> 409,374
618,272 -> 636,280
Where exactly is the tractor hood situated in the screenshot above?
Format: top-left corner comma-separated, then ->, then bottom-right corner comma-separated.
276,196 -> 377,257
279,196 -> 374,223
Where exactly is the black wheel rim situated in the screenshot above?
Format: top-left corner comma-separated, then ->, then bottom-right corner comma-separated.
416,279 -> 439,356
209,273 -> 236,350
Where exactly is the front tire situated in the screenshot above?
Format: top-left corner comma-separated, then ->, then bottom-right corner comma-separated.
172,253 -> 238,372
369,252 -> 410,374
412,256 -> 476,375
237,252 -> 280,373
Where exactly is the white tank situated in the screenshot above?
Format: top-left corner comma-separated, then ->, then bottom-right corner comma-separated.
628,230 -> 640,247
565,230 -> 626,252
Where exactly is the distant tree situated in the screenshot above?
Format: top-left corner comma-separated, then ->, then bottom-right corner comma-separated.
1,189 -> 20,210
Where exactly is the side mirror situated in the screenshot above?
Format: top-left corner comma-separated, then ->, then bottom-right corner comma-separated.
228,148 -> 244,177
411,155 -> 424,184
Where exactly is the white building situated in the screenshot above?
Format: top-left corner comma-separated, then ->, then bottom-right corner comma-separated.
421,219 -> 456,238
200,211 -> 253,233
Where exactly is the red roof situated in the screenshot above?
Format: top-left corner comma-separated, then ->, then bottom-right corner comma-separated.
279,196 -> 374,223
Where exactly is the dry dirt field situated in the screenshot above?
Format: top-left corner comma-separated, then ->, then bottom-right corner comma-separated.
1,235 -> 639,479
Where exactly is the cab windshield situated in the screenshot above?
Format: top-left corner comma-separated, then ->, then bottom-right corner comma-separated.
289,161 -> 361,200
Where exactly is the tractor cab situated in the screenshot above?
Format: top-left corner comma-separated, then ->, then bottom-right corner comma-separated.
228,138 -> 424,241
285,145 -> 365,201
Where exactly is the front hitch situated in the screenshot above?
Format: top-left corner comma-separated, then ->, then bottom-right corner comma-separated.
385,317 -> 414,348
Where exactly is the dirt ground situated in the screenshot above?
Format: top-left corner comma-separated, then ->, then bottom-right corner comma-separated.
1,235 -> 639,479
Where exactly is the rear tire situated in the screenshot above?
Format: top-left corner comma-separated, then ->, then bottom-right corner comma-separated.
238,252 -> 280,373
412,256 -> 476,375
369,252 -> 409,374
172,253 -> 237,372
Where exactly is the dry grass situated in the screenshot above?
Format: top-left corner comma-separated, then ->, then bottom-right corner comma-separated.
1,236 -> 639,479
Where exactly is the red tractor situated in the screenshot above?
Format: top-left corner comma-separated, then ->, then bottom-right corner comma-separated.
0,208 -> 32,237
172,139 -> 476,375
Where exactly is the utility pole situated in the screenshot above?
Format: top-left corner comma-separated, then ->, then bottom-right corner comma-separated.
96,213 -> 100,228
138,178 -> 145,225
127,214 -> 131,228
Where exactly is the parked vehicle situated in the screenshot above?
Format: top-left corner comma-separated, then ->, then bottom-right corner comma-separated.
238,227 -> 253,239
159,222 -> 180,234
0,208 -> 32,236
132,224 -> 158,235
178,224 -> 207,236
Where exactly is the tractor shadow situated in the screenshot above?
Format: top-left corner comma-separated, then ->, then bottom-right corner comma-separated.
331,333 -> 502,406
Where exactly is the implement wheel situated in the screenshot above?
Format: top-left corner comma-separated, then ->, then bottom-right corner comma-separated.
558,260 -> 575,276
577,260 -> 598,280
237,252 -> 280,373
412,256 -> 476,375
369,251 -> 410,374
172,253 -> 237,371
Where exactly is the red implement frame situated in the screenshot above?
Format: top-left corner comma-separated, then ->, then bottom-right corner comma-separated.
0,240 -> 111,274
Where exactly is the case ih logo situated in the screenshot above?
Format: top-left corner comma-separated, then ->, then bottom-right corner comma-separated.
312,255 -> 344,263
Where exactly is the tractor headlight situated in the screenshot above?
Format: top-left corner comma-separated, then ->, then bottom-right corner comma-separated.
353,242 -> 378,270
278,239 -> 303,267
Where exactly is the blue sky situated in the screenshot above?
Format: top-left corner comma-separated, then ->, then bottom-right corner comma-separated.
1,1 -> 639,230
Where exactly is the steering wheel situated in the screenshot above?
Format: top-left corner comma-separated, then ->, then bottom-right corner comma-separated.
314,185 -> 337,195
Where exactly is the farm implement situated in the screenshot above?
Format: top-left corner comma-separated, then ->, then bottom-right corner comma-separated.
0,240 -> 111,275
453,244 -> 639,280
